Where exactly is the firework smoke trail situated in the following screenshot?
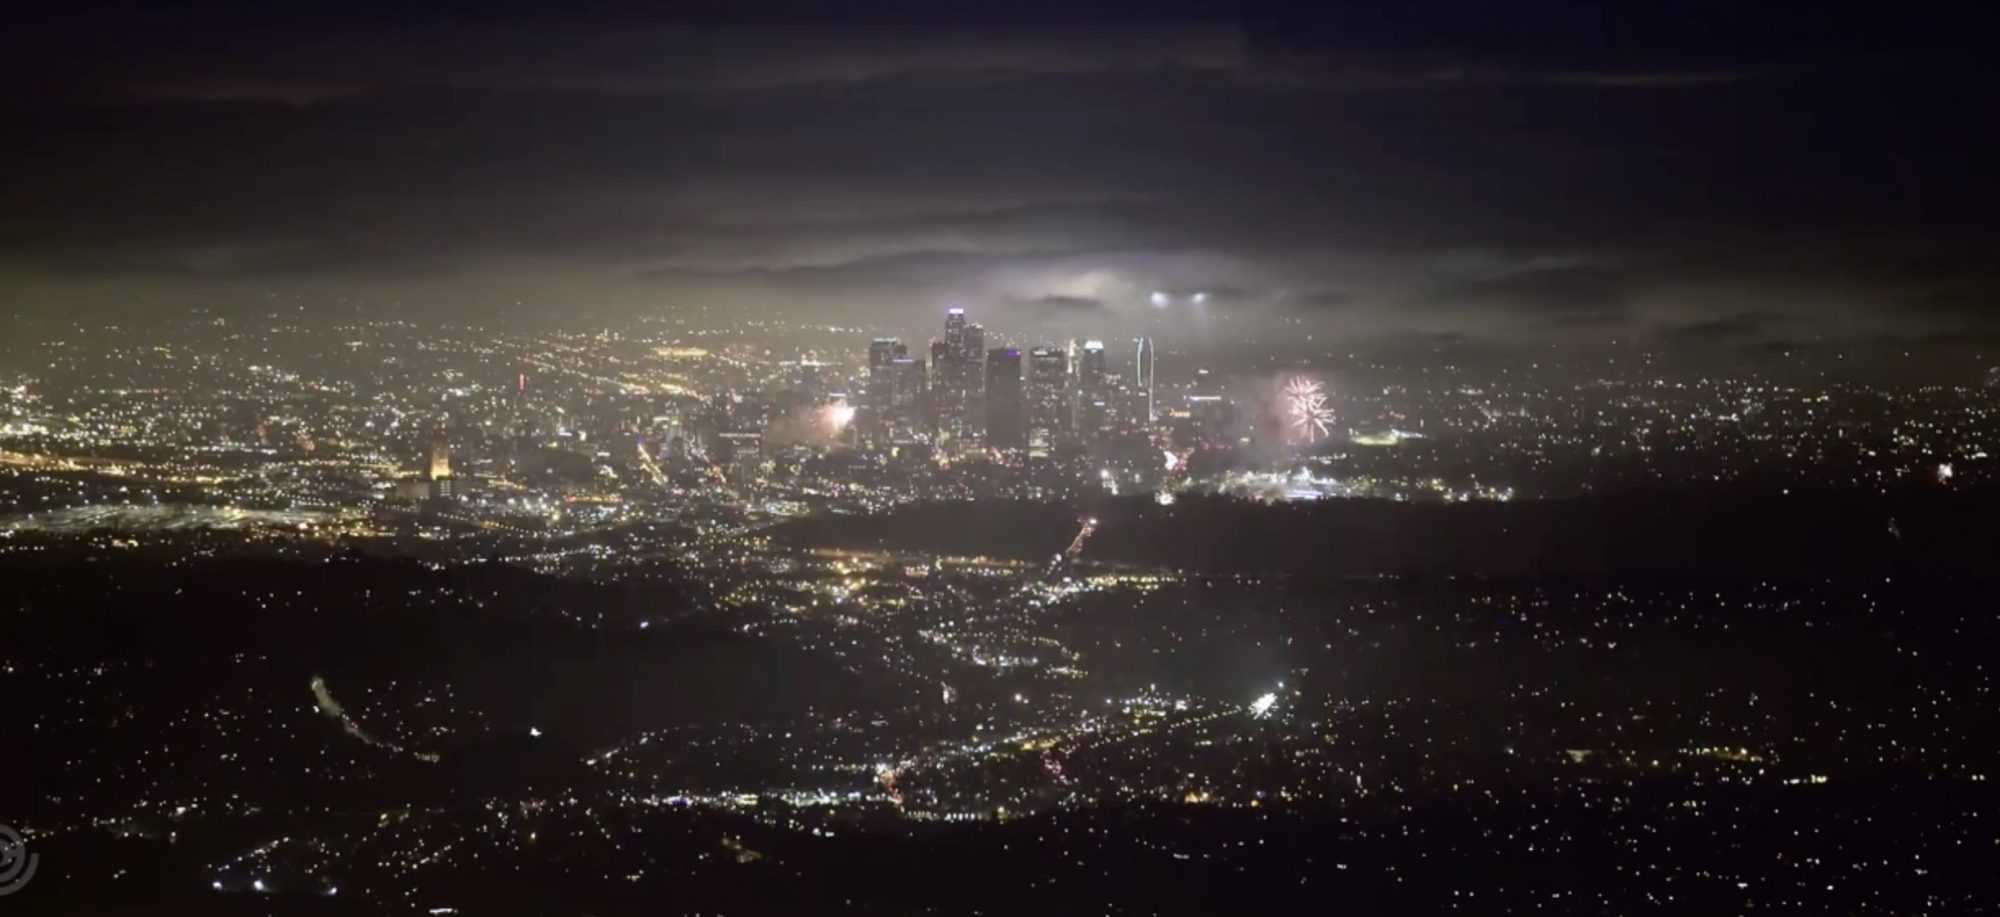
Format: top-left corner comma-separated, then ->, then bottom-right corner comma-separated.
311,675 -> 440,763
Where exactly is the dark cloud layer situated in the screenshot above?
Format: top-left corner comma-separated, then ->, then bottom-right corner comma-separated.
1425,265 -> 1637,324
1659,312 -> 1786,342
1017,295 -> 1108,312
1,0 -> 1995,345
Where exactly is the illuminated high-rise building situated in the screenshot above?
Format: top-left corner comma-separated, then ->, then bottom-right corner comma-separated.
865,337 -> 907,438
885,354 -> 927,438
1133,336 -> 1156,424
933,308 -> 986,443
1027,346 -> 1069,454
868,337 -> 905,378
1184,366 -> 1233,442
1077,340 -> 1109,436
929,339 -> 953,430
984,347 -> 1025,450
890,356 -> 925,408
944,307 -> 968,354
963,322 -> 985,398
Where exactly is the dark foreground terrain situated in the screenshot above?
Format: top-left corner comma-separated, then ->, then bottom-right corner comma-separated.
6,491 -> 1998,914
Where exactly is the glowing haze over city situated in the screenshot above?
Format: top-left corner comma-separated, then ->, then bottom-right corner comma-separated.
3,1 -> 1999,914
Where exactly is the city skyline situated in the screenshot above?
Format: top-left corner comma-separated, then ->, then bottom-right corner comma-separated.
7,305 -> 2000,913
855,306 -> 1168,455
5,3 -> 1999,913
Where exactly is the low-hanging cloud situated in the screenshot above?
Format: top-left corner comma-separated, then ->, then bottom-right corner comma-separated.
1,3 -> 1994,342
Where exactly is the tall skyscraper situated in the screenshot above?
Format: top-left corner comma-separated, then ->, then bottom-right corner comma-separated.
1185,366 -> 1232,442
963,322 -> 986,401
929,339 -> 953,431
885,354 -> 927,438
865,337 -> 907,436
933,308 -> 987,443
944,307 -> 968,354
984,347 -> 1025,450
1077,339 -> 1108,436
1133,336 -> 1156,424
1027,345 -> 1070,454
868,337 -> 903,372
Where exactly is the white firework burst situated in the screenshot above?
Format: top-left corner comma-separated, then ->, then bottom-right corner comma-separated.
1283,375 -> 1333,443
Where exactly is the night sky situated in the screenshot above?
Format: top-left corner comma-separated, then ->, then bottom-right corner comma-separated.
3,1 -> 1995,347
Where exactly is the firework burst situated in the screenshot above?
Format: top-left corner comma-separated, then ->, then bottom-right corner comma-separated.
1283,375 -> 1334,443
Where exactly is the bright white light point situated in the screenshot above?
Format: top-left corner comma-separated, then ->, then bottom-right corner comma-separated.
1162,448 -> 1179,470
253,879 -> 267,892
638,620 -> 650,629
1937,462 -> 1954,483
529,726 -> 543,737
212,881 -> 224,891
826,403 -> 857,431
1249,692 -> 1278,718
1150,291 -> 1170,307
1156,491 -> 1176,506
1100,469 -> 1113,480
1193,292 -> 1209,305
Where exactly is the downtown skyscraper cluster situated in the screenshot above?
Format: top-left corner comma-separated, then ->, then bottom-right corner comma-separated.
861,308 -> 1156,459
